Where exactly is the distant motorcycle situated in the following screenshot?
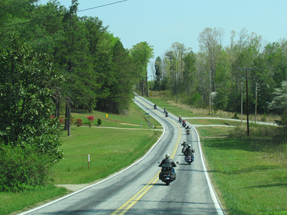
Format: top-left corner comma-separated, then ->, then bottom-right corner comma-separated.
165,112 -> 168,117
158,163 -> 176,185
154,104 -> 157,109
186,126 -> 190,135
163,108 -> 166,113
182,120 -> 186,127
179,116 -> 182,122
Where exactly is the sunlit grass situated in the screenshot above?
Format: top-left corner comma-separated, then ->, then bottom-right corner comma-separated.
53,126 -> 161,184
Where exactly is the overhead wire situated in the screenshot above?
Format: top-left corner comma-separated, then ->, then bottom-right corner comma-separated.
0,0 -> 128,29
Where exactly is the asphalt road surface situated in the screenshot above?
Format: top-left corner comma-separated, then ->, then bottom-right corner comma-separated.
20,95 -> 224,215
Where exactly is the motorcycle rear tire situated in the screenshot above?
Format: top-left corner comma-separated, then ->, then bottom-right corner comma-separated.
166,182 -> 170,185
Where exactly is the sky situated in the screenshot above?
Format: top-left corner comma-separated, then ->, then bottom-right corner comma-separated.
38,0 -> 287,79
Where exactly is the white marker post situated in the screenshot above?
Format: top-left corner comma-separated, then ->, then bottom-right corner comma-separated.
88,154 -> 90,170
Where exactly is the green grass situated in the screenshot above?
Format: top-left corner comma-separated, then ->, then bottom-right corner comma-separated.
0,185 -> 68,215
53,126 -> 161,184
0,101 -> 162,215
198,126 -> 287,215
186,118 -> 242,126
65,102 -> 161,129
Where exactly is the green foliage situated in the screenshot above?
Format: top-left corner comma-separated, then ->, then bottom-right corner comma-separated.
232,112 -> 239,119
0,35 -> 63,156
0,35 -> 63,191
0,143 -> 53,192
97,118 -> 102,126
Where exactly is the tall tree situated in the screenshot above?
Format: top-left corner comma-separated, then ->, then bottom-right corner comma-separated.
130,42 -> 154,96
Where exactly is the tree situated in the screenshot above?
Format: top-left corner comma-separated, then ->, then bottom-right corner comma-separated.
154,56 -> 162,91
268,81 -> 287,114
130,42 -> 154,96
198,27 -> 224,92
0,35 -> 64,191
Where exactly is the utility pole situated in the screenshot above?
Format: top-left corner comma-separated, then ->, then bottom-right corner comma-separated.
241,82 -> 243,123
237,67 -> 257,136
245,68 -> 249,136
255,83 -> 257,124
209,70 -> 211,113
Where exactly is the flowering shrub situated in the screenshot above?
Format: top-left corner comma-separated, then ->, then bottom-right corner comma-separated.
76,118 -> 83,127
50,115 -> 55,119
87,116 -> 94,127
59,118 -> 63,123
87,116 -> 95,122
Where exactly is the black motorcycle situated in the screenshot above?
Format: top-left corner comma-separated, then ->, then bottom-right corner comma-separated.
158,163 -> 176,185
154,104 -> 157,109
184,154 -> 194,165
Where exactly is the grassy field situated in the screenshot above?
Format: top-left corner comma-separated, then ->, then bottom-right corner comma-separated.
141,94 -> 287,214
53,127 -> 161,184
0,101 -> 162,215
65,102 -> 161,129
200,126 -> 287,215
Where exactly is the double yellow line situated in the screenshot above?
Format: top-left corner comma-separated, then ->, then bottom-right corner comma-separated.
110,97 -> 182,215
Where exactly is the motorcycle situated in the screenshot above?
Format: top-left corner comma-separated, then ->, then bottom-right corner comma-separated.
165,112 -> 168,117
163,108 -> 166,113
179,117 -> 182,123
182,120 -> 186,127
154,104 -> 157,109
186,127 -> 190,135
185,154 -> 194,165
158,163 -> 177,185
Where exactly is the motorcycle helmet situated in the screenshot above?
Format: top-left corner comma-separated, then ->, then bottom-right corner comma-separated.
188,144 -> 191,147
184,140 -> 186,143
165,154 -> 170,158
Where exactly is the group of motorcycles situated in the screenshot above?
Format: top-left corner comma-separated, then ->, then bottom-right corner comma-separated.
153,104 -> 195,185
154,104 -> 168,117
179,116 -> 190,135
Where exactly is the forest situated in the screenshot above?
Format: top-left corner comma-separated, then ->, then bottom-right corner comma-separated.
151,27 -> 287,118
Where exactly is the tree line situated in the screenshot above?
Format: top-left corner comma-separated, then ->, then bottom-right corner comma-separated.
152,27 -> 287,117
0,0 -> 153,191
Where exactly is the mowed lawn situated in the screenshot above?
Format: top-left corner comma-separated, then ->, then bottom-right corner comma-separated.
53,126 -> 161,184
0,101 -> 162,215
198,126 -> 287,215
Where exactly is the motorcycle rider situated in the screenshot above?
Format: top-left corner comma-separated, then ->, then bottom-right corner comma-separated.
179,115 -> 182,122
184,144 -> 195,157
154,104 -> 157,109
181,140 -> 188,153
159,154 -> 176,179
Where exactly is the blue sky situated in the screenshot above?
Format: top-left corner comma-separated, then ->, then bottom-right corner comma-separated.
38,0 -> 287,79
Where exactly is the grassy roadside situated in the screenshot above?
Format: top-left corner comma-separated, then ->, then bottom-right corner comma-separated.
0,101 -> 162,215
199,126 -> 287,215
142,95 -> 287,214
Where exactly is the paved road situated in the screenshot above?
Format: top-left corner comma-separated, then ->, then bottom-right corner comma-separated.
20,95 -> 224,215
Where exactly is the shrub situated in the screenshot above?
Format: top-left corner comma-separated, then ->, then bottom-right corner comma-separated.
97,118 -> 102,126
0,142 -> 53,192
76,118 -> 83,127
233,112 -> 239,119
87,116 -> 95,127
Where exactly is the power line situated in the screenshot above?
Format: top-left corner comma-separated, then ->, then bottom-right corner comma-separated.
78,0 -> 127,12
0,0 -> 128,29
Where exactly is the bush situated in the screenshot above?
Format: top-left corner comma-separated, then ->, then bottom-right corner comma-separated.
97,118 -> 102,126
76,118 -> 83,127
233,112 -> 239,119
0,143 -> 53,192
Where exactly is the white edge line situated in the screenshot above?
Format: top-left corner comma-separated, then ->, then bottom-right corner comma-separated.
189,122 -> 224,215
19,98 -> 166,215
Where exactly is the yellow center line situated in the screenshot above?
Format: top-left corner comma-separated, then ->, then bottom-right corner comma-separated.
110,97 -> 182,215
